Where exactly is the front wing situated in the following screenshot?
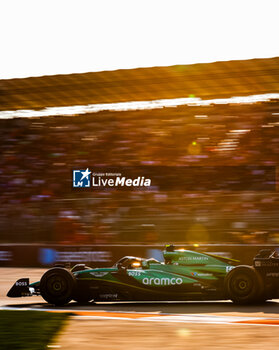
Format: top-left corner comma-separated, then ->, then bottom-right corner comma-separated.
7,278 -> 39,298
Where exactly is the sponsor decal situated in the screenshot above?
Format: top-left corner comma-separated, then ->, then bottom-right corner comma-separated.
266,272 -> 279,277
128,271 -> 142,277
178,256 -> 208,261
255,261 -> 279,267
99,293 -> 118,299
142,277 -> 183,286
191,272 -> 213,277
15,281 -> 28,287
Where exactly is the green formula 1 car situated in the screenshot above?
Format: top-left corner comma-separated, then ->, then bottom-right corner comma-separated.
7,245 -> 279,305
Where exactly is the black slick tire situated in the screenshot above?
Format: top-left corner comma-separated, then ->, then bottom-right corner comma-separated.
225,265 -> 265,304
40,267 -> 76,306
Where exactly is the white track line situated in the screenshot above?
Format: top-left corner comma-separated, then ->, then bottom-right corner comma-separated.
1,306 -> 279,326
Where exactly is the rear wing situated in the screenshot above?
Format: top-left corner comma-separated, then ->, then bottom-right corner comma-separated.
253,249 -> 279,268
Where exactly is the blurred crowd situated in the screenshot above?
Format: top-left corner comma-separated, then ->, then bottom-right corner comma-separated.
1,101 -> 279,244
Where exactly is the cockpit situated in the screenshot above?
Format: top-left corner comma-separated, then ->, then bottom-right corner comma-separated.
114,256 -> 160,269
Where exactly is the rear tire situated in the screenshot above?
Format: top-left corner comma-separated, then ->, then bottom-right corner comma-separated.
225,265 -> 265,304
40,268 -> 76,306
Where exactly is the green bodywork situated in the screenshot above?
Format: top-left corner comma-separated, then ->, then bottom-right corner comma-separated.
66,249 -> 237,301
9,247 -> 279,304
13,248 -> 238,302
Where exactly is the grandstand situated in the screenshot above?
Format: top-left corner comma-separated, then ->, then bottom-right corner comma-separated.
0,57 -> 279,244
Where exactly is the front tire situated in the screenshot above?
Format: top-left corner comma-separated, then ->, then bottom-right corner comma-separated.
40,268 -> 76,306
225,265 -> 265,304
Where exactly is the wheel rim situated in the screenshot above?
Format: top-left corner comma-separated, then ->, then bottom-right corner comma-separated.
46,274 -> 68,297
230,274 -> 253,297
